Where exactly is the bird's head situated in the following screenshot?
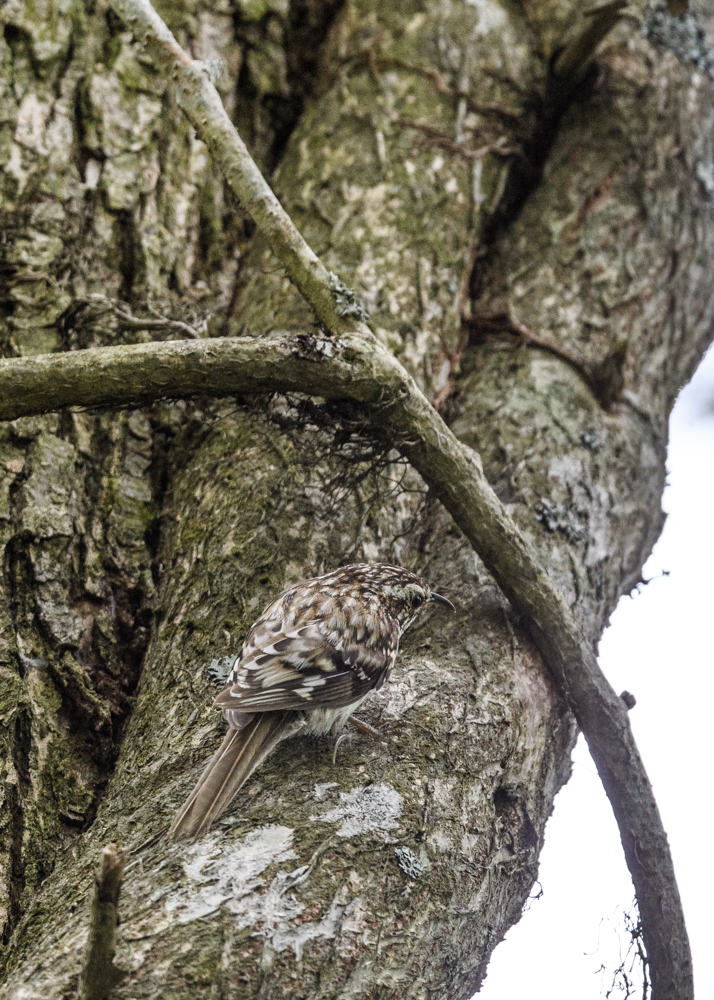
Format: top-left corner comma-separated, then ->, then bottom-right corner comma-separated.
351,564 -> 454,632
388,579 -> 455,631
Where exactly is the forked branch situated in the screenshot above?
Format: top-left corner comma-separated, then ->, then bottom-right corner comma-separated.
0,1 -> 692,997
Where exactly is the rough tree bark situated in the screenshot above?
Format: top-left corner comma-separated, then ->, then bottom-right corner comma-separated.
0,0 -> 711,997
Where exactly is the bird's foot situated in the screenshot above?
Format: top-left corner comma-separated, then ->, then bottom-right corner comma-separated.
347,715 -> 381,738
332,715 -> 395,765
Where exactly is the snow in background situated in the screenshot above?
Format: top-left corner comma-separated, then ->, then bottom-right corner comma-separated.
477,346 -> 714,1000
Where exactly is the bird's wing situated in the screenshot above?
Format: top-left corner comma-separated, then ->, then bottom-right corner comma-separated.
213,619 -> 398,713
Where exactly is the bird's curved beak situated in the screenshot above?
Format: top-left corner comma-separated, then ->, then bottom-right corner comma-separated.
429,592 -> 455,611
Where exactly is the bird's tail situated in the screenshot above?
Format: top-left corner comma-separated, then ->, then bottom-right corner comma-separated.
168,711 -> 295,840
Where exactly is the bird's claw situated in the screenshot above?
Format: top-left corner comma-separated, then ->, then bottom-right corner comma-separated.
332,733 -> 350,766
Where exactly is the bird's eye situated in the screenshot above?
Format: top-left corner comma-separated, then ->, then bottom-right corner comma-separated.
412,594 -> 424,608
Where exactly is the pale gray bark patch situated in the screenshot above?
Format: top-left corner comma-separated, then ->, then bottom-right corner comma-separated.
312,782 -> 403,836
164,824 -> 298,924
642,0 -> 714,75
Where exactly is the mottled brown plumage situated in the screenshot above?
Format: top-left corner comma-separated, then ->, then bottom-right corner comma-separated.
169,563 -> 453,839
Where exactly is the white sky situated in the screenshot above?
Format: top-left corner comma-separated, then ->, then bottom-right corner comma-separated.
478,346 -> 714,1000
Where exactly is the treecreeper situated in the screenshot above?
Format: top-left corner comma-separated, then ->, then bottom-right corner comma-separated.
169,563 -> 454,839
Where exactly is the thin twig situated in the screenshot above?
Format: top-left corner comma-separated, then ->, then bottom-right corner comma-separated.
392,118 -> 514,161
468,311 -> 628,410
358,52 -> 525,129
87,294 -> 204,339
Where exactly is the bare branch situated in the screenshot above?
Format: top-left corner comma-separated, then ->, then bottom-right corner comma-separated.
79,844 -> 127,1000
0,335 -> 370,420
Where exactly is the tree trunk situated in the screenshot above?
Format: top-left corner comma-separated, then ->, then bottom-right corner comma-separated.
0,0 -> 711,996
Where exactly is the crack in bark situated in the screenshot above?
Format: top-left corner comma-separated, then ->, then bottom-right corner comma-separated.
2,711 -> 31,944
467,311 -> 627,410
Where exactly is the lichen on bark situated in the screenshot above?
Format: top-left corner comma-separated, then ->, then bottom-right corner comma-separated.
0,0 -> 339,948
0,406 -> 578,998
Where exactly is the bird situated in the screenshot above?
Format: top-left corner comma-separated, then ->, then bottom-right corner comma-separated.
168,563 -> 454,839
